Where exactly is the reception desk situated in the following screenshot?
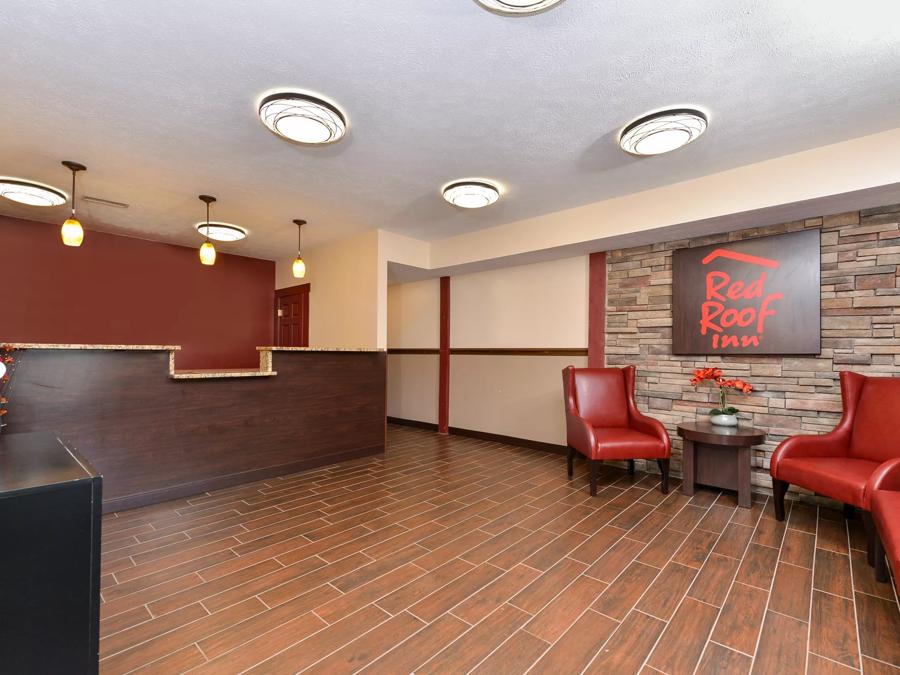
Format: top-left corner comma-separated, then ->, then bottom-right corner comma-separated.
4,344 -> 386,512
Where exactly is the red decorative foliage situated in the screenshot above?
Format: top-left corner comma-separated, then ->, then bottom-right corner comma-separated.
690,368 -> 754,394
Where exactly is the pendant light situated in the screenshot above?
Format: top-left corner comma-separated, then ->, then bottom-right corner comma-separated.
61,161 -> 87,246
292,219 -> 307,278
198,195 -> 217,266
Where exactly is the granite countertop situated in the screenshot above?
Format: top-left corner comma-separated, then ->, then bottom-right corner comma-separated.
4,343 -> 380,379
170,368 -> 277,380
257,346 -> 385,352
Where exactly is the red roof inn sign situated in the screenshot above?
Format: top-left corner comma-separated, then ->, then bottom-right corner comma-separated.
673,229 -> 821,355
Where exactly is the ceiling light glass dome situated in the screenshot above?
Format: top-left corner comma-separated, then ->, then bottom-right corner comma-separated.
258,92 -> 348,145
442,180 -> 501,209
619,108 -> 709,156
0,178 -> 67,207
195,222 -> 247,242
474,0 -> 566,15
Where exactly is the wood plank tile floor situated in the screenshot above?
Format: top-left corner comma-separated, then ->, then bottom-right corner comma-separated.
99,425 -> 900,674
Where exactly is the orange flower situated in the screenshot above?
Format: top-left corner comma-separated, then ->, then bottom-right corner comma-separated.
689,368 -> 754,395
0,397 -> 7,404
691,367 -> 725,385
0,409 -> 7,416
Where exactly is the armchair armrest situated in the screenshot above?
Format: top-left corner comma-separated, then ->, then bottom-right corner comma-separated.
562,365 -> 597,455
629,411 -> 672,454
565,408 -> 597,456
865,458 -> 900,503
770,432 -> 849,477
622,365 -> 671,456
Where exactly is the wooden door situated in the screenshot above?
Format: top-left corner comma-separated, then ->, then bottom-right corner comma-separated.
275,284 -> 310,347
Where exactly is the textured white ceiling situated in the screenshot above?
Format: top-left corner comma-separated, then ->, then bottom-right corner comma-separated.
0,0 -> 899,261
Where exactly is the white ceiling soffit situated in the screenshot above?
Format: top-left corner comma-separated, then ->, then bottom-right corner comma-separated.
387,182 -> 900,283
1,1 -> 899,260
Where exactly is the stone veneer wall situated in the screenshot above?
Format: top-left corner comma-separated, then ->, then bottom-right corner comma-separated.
605,203 -> 900,494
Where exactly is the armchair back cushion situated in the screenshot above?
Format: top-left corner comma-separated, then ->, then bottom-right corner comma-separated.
850,377 -> 900,462
573,368 -> 629,428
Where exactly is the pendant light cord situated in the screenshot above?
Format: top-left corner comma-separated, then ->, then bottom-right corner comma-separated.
297,221 -> 302,254
70,168 -> 76,217
205,201 -> 211,243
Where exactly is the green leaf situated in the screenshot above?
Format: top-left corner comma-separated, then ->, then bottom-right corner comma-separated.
723,407 -> 738,414
709,408 -> 722,416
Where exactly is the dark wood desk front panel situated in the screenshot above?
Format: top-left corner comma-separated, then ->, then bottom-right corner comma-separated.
7,350 -> 386,511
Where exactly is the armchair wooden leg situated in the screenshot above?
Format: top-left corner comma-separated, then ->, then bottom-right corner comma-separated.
589,460 -> 600,497
862,511 -> 876,566
566,446 -> 575,479
772,479 -> 789,522
627,459 -> 635,476
874,534 -> 889,583
657,459 -> 670,494
843,503 -> 856,519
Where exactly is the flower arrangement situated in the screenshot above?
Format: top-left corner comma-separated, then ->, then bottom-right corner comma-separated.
690,367 -> 753,426
0,344 -> 16,429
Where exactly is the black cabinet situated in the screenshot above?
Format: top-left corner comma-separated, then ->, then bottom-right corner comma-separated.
0,432 -> 102,674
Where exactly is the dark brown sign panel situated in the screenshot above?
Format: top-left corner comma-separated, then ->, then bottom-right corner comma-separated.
673,229 -> 821,355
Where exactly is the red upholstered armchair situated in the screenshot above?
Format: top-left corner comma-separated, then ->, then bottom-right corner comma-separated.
770,371 -> 900,523
563,365 -> 671,496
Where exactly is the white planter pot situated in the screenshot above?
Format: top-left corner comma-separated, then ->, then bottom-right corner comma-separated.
710,413 -> 738,427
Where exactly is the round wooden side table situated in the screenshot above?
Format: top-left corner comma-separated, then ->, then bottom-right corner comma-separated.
676,421 -> 766,509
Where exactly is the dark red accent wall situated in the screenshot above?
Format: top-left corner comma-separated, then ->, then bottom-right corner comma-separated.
438,276 -> 450,434
2,215 -> 274,369
588,251 -> 607,368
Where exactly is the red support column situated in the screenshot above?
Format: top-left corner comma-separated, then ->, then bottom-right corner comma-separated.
438,276 -> 450,434
588,252 -> 607,368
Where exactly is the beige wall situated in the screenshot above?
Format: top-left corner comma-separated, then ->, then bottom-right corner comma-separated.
450,354 -> 587,444
386,278 -> 440,423
387,354 -> 439,424
275,230 -> 379,349
450,256 -> 588,348
378,230 -> 432,349
386,254 -> 589,444
387,279 -> 440,348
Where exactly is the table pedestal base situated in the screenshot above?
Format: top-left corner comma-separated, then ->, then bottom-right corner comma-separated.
682,439 -> 752,508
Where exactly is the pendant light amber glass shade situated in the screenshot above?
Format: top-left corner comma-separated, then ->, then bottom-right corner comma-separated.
292,256 -> 306,279
61,217 -> 84,247
199,240 -> 216,265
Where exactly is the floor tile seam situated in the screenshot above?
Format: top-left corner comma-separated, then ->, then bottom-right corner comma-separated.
803,506 -> 821,675
285,606 -> 398,674
412,601 -> 532,674
689,496 -> 772,675
808,648 -> 863,672
627,491 -> 731,675
100,598 -> 219,663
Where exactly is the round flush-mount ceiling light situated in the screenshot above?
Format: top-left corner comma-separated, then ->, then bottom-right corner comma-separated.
442,180 -> 501,209
0,178 -> 67,207
258,91 -> 348,145
194,222 -> 247,242
474,0 -> 566,15
619,108 -> 709,156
